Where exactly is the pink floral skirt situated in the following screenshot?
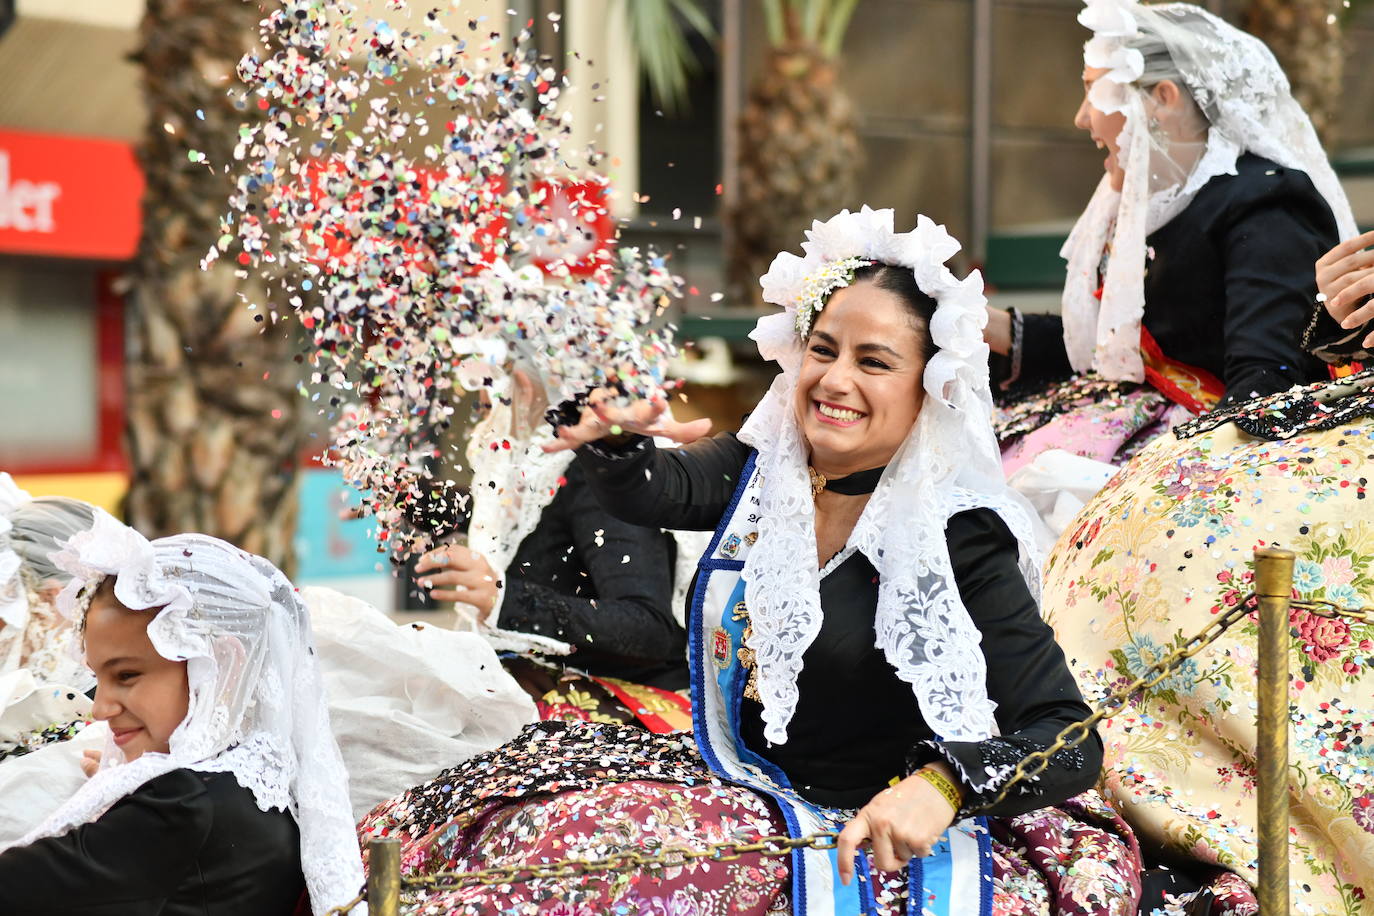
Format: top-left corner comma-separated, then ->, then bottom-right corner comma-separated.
358,722 -> 1144,915
997,376 -> 1192,477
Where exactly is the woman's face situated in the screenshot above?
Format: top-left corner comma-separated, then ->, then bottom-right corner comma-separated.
86,591 -> 189,763
1074,66 -> 1128,191
794,281 -> 927,477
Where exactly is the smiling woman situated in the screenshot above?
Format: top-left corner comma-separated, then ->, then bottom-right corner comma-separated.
0,515 -> 363,916
82,579 -> 189,763
985,0 -> 1360,539
798,266 -> 934,487
357,208 -> 1146,916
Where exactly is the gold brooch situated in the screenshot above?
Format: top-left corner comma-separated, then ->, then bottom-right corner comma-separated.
808,466 -> 827,500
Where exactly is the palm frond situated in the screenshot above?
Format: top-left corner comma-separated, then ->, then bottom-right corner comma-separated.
820,0 -> 861,57
620,0 -> 717,114
762,0 -> 787,44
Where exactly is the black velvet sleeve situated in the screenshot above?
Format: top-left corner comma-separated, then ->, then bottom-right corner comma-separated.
0,769 -> 212,915
498,469 -> 682,666
907,509 -> 1101,817
574,431 -> 753,531
992,311 -> 1074,394
1215,167 -> 1340,405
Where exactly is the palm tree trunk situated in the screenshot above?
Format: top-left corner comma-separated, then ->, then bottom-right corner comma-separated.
125,0 -> 302,572
1245,0 -> 1344,145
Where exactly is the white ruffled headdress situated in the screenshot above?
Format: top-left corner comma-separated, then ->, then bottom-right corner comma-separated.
0,476 -> 96,689
1063,0 -> 1357,382
743,206 -> 1041,744
3,510 -> 365,915
0,475 -> 34,657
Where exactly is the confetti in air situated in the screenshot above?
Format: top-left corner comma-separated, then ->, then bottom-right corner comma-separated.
211,1 -> 682,561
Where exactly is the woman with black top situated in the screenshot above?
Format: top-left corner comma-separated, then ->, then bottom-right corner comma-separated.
988,0 -> 1358,516
408,365 -> 695,732
358,209 -> 1144,916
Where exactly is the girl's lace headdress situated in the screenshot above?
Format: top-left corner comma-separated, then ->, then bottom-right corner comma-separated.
1063,0 -> 1357,382
740,206 -> 1041,745
2,511 -> 365,916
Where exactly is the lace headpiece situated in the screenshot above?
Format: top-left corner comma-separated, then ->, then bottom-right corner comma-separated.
3,511 -> 365,915
742,207 -> 1041,744
1063,0 -> 1357,381
0,477 -> 97,688
0,474 -> 33,645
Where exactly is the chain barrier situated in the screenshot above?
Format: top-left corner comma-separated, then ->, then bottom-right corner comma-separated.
1293,597 -> 1372,623
407,831 -> 839,893
323,591 -> 1374,913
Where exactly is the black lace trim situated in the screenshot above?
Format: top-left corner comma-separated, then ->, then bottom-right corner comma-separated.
368,720 -> 714,839
1305,295 -> 1373,366
995,373 -> 1142,443
907,736 -> 1086,818
1174,369 -> 1374,442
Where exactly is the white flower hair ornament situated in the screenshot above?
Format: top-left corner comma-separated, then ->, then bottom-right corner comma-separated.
755,206 -> 990,410
1078,0 -> 1145,114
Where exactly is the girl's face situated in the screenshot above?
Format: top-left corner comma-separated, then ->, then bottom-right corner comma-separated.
794,281 -> 927,477
1074,66 -> 1128,191
86,590 -> 189,763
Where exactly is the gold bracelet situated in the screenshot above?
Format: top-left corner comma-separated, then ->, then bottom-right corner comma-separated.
916,766 -> 964,812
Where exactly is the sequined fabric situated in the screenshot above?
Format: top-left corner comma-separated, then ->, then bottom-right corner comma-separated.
1042,397 -> 1374,914
359,721 -> 1145,915
1174,368 -> 1374,442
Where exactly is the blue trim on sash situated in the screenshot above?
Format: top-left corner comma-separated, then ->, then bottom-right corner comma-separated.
976,818 -> 993,916
686,453 -> 989,915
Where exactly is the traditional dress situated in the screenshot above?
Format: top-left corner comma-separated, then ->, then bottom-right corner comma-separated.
1041,370 -> 1374,915
995,0 -> 1357,533
0,514 -> 364,916
359,208 -> 1144,915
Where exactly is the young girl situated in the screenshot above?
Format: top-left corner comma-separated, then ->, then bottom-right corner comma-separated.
0,510 -> 363,915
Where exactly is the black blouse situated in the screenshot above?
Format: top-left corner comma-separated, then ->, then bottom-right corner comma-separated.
496,461 -> 686,689
577,432 -> 1100,816
0,769 -> 304,916
1004,154 -> 1344,407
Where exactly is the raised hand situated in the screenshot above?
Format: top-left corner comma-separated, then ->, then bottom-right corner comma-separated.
415,545 -> 501,618
542,388 -> 712,454
1316,230 -> 1374,349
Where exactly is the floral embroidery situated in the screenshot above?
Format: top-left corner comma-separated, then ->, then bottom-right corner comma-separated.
1044,401 -> 1374,915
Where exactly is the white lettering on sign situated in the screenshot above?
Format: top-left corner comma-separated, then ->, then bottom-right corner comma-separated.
0,152 -> 62,233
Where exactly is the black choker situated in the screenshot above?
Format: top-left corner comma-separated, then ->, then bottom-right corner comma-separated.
808,465 -> 886,498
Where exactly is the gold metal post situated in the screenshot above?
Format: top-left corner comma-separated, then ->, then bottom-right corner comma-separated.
1254,547 -> 1294,916
367,837 -> 403,916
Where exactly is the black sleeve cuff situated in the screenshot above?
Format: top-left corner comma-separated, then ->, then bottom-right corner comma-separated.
907,734 -> 1093,819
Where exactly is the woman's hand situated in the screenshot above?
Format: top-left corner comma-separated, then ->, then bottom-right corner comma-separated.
542,388 -> 712,454
415,545 -> 500,619
835,762 -> 962,883
984,306 -> 1012,356
1317,230 -> 1374,348
80,749 -> 102,778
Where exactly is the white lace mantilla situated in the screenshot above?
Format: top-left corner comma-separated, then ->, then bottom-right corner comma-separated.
3,512 -> 366,915
1064,0 -> 1358,382
742,207 -> 1042,745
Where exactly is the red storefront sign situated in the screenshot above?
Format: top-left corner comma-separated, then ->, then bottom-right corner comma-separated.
0,129 -> 144,260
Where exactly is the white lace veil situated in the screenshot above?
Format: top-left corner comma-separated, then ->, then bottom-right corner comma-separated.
743,207 -> 1042,745
0,475 -> 97,688
4,511 -> 365,915
1063,0 -> 1358,381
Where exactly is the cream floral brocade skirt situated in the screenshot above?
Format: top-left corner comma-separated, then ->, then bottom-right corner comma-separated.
1042,410 -> 1374,916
